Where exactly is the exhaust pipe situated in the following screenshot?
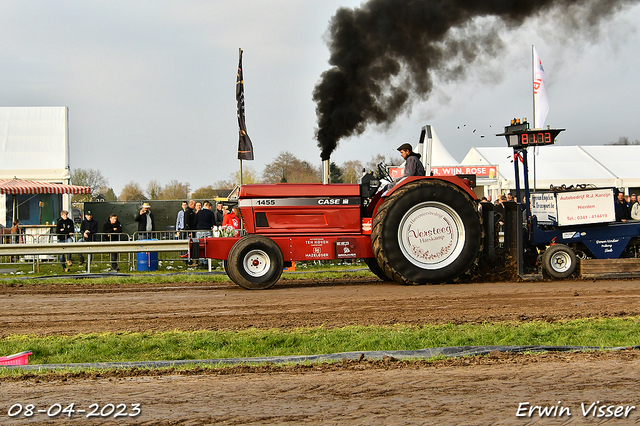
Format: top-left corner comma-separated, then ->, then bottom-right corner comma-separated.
322,159 -> 330,184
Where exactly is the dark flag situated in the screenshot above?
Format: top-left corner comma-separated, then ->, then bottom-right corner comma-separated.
236,49 -> 254,161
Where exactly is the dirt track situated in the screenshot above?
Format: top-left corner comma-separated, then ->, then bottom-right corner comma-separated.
2,277 -> 640,424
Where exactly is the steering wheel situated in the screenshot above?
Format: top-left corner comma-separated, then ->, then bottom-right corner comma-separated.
377,162 -> 392,182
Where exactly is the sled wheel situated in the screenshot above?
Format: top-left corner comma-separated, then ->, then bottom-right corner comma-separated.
227,235 -> 284,290
542,244 -> 577,279
372,179 -> 483,285
363,257 -> 391,281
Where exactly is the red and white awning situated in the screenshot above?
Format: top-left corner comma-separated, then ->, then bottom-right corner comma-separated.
0,178 -> 91,195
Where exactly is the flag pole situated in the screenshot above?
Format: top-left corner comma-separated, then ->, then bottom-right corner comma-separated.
239,48 -> 243,187
236,47 -> 254,182
532,45 -> 536,192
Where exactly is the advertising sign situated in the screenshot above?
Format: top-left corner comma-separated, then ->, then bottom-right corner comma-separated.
556,188 -> 615,226
389,165 -> 497,180
531,192 -> 557,225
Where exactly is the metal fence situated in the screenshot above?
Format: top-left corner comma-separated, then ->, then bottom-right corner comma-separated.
0,230 -> 190,273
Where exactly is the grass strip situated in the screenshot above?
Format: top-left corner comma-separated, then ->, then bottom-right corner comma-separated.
1,318 -> 639,367
0,264 -> 373,286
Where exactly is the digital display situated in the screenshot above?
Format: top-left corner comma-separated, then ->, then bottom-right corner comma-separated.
501,128 -> 564,149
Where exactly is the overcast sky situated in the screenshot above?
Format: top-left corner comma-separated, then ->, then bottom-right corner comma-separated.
2,1 -> 640,195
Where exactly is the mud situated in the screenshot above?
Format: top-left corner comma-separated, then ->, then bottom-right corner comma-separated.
2,277 -> 640,424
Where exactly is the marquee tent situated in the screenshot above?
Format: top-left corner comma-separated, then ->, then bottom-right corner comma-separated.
460,145 -> 640,194
0,179 -> 91,195
0,179 -> 90,223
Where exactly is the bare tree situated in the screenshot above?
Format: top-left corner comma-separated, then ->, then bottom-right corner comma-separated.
213,179 -> 236,191
97,186 -> 118,201
162,180 -> 190,200
119,181 -> 145,201
146,180 -> 163,200
365,153 -> 397,171
191,185 -> 218,200
70,168 -> 108,202
608,136 -> 640,145
340,160 -> 364,183
234,165 -> 259,185
262,151 -> 320,183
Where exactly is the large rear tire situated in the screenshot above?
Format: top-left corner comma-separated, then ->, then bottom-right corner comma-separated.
372,179 -> 482,285
363,257 -> 391,281
227,235 -> 284,290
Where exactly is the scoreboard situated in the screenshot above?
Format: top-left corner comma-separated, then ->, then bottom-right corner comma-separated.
497,120 -> 564,149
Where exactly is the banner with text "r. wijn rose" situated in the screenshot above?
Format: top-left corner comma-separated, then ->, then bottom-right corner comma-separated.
389,166 -> 498,180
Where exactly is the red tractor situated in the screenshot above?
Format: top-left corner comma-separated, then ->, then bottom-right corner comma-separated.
190,129 -> 483,289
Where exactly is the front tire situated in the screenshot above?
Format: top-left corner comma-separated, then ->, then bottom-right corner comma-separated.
542,244 -> 577,279
227,235 -> 284,290
372,179 -> 482,284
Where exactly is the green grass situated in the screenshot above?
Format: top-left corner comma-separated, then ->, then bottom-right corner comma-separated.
0,257 -> 371,285
2,318 -> 639,367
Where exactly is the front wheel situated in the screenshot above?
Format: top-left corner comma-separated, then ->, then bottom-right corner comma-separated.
542,244 -> 577,279
227,235 -> 284,290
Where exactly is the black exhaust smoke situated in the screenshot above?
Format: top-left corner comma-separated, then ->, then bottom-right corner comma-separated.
313,0 -> 636,160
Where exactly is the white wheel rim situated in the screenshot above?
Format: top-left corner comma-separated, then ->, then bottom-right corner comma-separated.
551,251 -> 571,273
243,249 -> 271,277
397,201 -> 465,270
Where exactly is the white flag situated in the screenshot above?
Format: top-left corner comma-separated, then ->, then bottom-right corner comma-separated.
533,47 -> 549,129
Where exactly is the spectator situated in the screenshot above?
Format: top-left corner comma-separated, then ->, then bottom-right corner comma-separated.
495,195 -> 507,228
102,213 -> 123,272
196,201 -> 215,235
9,220 -> 20,262
195,201 -> 202,216
56,210 -> 75,272
223,206 -> 242,233
214,201 -> 225,227
186,200 -> 196,233
134,202 -> 156,240
615,191 -> 630,222
631,193 -> 637,207
632,200 -> 640,221
478,196 -> 488,214
506,193 -> 513,202
195,201 -> 215,268
79,210 -> 98,268
10,220 -> 20,243
175,201 -> 188,238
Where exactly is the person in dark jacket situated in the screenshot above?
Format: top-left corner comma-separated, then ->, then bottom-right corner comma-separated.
196,201 -> 215,233
396,143 -> 426,178
78,210 -> 98,267
185,200 -> 196,236
134,202 -> 156,240
615,190 -> 631,222
102,213 -> 123,271
381,143 -> 426,193
56,210 -> 75,272
214,202 -> 225,227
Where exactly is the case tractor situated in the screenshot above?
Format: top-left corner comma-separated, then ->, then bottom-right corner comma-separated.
189,125 -> 484,289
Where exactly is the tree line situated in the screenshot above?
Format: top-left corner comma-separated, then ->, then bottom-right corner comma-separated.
70,151 -> 395,202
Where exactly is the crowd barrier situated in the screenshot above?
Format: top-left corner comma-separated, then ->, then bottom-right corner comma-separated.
0,230 -> 190,273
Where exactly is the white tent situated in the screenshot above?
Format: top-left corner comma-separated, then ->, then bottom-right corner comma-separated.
414,125 -> 459,167
461,145 -> 640,193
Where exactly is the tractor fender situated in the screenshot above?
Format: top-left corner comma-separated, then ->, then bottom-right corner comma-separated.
372,176 -> 477,218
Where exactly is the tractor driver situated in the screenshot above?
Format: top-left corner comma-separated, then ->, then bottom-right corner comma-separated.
381,143 -> 426,193
396,143 -> 426,179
